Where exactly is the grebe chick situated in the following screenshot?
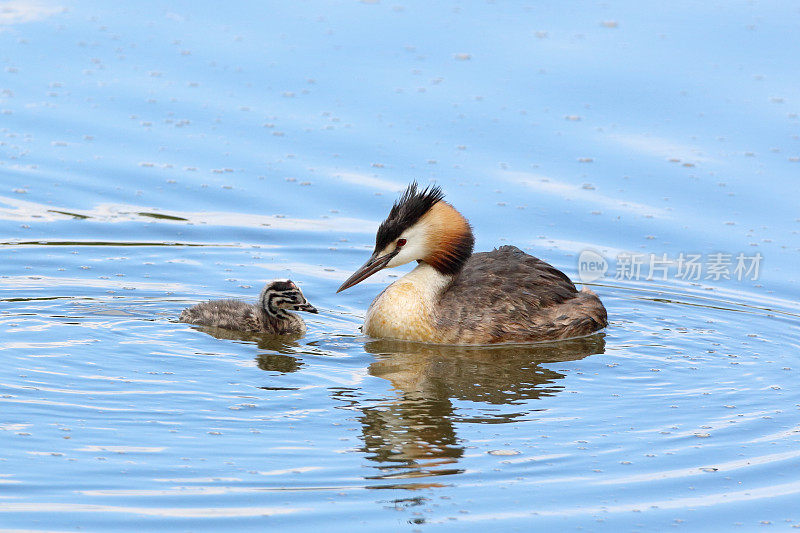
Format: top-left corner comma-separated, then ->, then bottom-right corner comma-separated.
337,183 -> 608,344
180,280 -> 317,335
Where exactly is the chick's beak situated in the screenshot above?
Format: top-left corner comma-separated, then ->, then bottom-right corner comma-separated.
297,302 -> 318,314
337,250 -> 398,293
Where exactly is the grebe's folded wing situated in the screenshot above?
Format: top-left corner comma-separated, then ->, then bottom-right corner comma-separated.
436,246 -> 606,342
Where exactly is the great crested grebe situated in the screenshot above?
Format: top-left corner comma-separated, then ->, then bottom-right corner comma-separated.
337,183 -> 607,344
180,279 -> 317,334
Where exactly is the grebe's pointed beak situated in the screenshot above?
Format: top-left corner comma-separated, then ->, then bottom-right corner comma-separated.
337,249 -> 399,293
296,302 -> 318,314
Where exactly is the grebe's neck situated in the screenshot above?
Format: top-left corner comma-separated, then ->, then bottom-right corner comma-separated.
259,292 -> 292,325
260,305 -> 303,334
364,262 -> 454,342
400,262 -> 454,300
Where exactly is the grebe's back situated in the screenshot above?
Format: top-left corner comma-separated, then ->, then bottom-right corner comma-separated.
434,246 -> 606,344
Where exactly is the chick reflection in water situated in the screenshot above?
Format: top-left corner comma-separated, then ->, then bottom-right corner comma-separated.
352,335 -> 604,484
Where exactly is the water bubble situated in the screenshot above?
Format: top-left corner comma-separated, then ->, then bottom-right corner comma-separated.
488,449 -> 520,456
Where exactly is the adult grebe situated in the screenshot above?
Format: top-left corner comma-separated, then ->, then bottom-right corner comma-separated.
337,183 -> 607,344
180,279 -> 317,334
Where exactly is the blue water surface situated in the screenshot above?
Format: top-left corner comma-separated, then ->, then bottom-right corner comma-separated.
1,1 -> 800,531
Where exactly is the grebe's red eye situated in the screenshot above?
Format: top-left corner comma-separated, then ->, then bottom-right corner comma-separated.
397,238 -> 407,247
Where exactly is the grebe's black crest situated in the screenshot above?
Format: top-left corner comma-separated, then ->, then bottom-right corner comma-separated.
375,182 -> 444,251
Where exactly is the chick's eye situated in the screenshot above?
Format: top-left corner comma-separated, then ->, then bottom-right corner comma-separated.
396,238 -> 407,247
